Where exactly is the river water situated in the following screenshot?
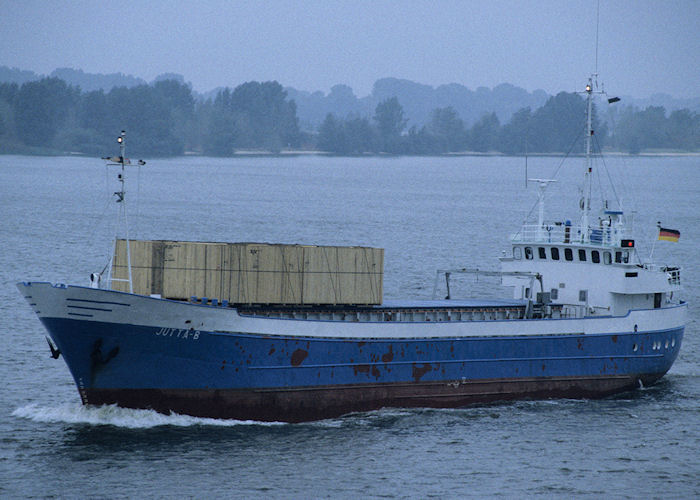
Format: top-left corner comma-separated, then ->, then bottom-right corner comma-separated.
1,154 -> 698,498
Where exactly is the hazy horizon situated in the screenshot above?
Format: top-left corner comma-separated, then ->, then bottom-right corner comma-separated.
1,1 -> 699,99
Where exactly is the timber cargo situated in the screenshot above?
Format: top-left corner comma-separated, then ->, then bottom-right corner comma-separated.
111,239 -> 384,305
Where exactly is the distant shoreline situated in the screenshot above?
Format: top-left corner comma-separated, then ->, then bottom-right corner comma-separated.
2,149 -> 698,159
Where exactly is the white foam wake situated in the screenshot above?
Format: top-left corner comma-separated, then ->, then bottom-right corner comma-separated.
12,402 -> 286,428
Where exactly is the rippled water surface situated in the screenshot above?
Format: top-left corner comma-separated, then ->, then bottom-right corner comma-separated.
1,154 -> 698,498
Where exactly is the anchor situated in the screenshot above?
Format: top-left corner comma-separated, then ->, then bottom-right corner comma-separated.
46,337 -> 61,359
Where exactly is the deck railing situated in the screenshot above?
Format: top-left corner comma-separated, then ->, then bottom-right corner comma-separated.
511,224 -> 624,247
666,267 -> 681,285
642,264 -> 682,286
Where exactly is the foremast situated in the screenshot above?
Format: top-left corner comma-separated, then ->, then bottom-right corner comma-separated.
98,131 -> 146,294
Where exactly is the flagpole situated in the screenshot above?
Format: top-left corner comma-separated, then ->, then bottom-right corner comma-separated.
649,222 -> 660,261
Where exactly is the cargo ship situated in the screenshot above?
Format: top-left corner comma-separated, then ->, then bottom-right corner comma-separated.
18,78 -> 686,422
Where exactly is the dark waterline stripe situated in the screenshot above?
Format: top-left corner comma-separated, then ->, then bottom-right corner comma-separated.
67,305 -> 113,312
66,298 -> 131,307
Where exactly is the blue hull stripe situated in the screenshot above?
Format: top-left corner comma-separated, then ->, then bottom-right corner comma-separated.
40,317 -> 683,394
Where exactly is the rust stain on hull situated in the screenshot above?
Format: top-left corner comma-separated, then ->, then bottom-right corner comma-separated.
353,364 -> 370,376
291,349 -> 308,366
381,345 -> 394,363
412,363 -> 432,382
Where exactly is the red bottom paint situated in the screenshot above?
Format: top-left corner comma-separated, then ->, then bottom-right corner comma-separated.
85,373 -> 663,423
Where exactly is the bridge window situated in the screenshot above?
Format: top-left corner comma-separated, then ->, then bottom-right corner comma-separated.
550,288 -> 559,300
615,250 -> 629,264
591,250 -> 600,263
604,251 -> 612,264
524,247 -> 533,260
513,247 -> 522,259
538,247 -> 547,259
551,247 -> 560,260
564,248 -> 573,261
578,249 -> 587,261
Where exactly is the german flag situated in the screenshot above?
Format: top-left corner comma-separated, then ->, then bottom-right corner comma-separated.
658,227 -> 680,242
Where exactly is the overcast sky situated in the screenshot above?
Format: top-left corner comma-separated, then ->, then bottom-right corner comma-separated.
1,1 -> 698,98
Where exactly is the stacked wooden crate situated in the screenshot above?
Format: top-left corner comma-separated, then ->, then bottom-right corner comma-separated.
111,239 -> 383,305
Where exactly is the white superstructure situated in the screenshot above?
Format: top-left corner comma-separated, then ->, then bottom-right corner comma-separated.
499,76 -> 682,319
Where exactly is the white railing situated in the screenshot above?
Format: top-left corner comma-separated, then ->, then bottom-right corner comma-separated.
642,264 -> 682,286
666,267 -> 681,285
511,224 -> 624,247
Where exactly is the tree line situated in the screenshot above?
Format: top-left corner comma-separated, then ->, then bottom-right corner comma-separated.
319,93 -> 606,155
0,77 -> 698,156
0,78 -> 302,157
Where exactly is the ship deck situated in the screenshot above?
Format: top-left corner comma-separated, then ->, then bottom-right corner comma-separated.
379,299 -> 529,309
236,298 -> 533,323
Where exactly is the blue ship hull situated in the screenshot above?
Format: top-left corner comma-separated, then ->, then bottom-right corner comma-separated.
39,314 -> 683,422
